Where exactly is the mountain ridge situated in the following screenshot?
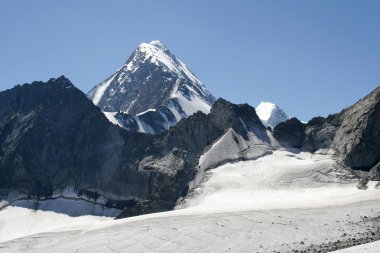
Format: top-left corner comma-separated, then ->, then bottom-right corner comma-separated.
0,76 -> 379,218
0,77 -> 274,218
274,86 -> 380,173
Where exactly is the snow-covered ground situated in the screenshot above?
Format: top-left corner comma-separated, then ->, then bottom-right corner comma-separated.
1,150 -> 379,252
0,206 -> 111,243
179,150 -> 379,213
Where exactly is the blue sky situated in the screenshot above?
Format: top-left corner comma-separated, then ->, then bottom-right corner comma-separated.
1,0 -> 379,121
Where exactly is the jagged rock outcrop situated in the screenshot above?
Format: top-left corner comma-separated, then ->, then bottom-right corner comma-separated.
0,77 -> 178,216
166,98 -> 267,148
273,117 -> 305,148
117,98 -> 278,218
2,76 -> 378,219
302,115 -> 341,153
0,78 -> 271,218
330,87 -> 380,170
369,161 -> 380,180
274,86 -> 380,172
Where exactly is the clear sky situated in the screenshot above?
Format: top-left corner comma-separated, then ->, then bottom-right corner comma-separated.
1,0 -> 379,121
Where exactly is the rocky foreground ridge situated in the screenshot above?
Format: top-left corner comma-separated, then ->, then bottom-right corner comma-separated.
274,86 -> 380,178
0,77 -> 379,217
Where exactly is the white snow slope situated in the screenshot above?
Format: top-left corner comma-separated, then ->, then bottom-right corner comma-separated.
0,206 -> 111,243
178,150 -> 379,212
91,74 -> 116,106
1,150 -> 379,252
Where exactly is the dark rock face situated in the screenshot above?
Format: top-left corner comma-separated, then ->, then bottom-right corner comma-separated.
0,77 -> 167,208
117,98 -> 270,218
303,115 -> 339,152
165,98 -> 268,154
273,86 -> 380,172
1,75 -> 378,219
331,87 -> 380,170
210,99 -> 267,138
273,118 -> 305,148
369,161 -> 380,180
0,78 -> 267,218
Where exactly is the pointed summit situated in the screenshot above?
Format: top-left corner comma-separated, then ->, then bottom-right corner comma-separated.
87,40 -> 215,134
138,40 -> 169,54
256,102 -> 289,128
148,39 -> 166,47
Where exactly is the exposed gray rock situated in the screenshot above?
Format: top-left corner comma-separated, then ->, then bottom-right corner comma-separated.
273,86 -> 380,172
1,75 -> 378,220
117,98 -> 275,218
0,77 -> 171,215
0,79 -> 269,218
331,87 -> 380,170
273,117 -> 305,148
369,161 -> 380,180
303,115 -> 339,152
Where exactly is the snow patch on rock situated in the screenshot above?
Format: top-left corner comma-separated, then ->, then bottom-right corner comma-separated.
91,74 -> 116,106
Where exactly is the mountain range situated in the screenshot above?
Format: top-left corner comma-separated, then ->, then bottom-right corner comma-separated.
86,40 -> 289,134
0,40 -> 379,221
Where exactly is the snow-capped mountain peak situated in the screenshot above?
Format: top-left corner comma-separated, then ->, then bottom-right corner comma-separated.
136,40 -> 203,87
256,102 -> 289,128
141,40 -> 171,54
147,39 -> 166,47
87,40 -> 215,134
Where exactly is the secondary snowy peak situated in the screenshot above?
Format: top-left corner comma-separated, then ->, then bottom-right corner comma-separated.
256,102 -> 289,128
87,40 -> 215,115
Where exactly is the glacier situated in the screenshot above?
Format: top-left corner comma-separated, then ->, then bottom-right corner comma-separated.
1,150 -> 379,252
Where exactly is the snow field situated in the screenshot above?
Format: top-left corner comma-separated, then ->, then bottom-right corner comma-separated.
180,150 -> 380,213
0,206 -> 111,243
1,150 -> 379,252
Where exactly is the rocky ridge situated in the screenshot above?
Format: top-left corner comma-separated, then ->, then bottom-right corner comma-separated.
274,86 -> 380,178
0,77 -> 273,217
0,76 -> 379,217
